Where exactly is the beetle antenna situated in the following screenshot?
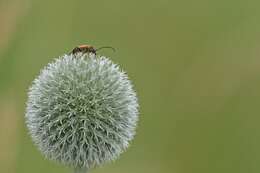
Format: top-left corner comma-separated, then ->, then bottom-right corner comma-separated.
96,46 -> 116,52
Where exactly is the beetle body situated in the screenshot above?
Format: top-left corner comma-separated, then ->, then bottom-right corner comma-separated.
71,45 -> 97,55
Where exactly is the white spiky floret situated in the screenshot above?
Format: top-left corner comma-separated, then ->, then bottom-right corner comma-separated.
25,53 -> 139,171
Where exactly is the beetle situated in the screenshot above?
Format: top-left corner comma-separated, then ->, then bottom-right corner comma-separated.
70,45 -> 115,55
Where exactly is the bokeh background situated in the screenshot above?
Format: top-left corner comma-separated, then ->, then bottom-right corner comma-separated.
1,0 -> 260,173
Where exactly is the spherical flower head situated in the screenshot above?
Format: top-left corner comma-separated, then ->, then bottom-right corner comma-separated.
25,53 -> 139,171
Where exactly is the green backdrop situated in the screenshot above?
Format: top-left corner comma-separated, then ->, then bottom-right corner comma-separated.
1,0 -> 260,173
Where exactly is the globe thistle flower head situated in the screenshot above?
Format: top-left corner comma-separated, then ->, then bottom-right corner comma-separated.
25,53 -> 139,171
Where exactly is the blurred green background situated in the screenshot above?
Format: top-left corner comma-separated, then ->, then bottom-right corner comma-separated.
1,0 -> 260,173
